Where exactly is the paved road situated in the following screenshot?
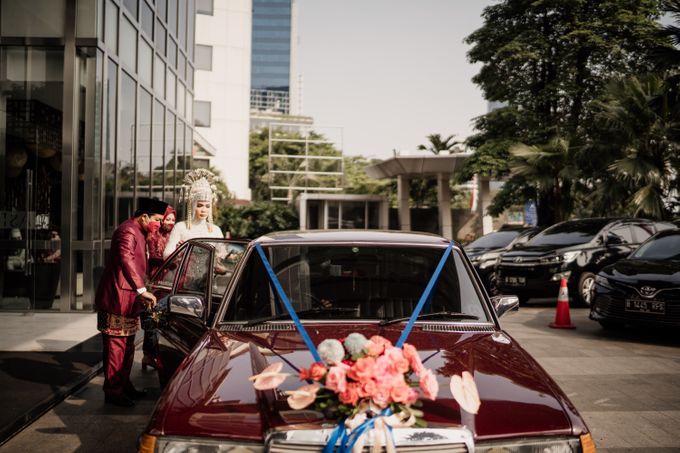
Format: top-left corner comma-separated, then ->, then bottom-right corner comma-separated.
2,306 -> 679,452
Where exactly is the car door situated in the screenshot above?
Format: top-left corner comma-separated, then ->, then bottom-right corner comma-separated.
151,239 -> 247,386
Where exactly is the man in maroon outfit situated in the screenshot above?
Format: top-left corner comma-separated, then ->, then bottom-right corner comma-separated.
95,197 -> 168,407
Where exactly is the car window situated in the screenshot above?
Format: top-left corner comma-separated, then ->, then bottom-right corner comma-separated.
466,231 -> 520,249
211,242 -> 246,296
176,245 -> 212,295
223,245 -> 489,323
610,225 -> 634,244
631,234 -> 680,260
153,245 -> 186,289
528,219 -> 609,247
631,224 -> 654,243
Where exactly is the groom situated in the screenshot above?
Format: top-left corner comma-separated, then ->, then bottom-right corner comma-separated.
95,197 -> 168,407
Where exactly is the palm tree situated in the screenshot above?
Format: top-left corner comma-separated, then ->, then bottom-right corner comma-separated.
508,137 -> 581,224
417,133 -> 460,155
592,74 -> 680,219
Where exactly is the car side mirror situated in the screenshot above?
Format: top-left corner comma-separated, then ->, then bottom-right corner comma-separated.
168,294 -> 205,319
491,295 -> 520,318
605,233 -> 623,245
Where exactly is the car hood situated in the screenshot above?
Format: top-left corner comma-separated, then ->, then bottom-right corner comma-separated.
149,325 -> 586,443
602,259 -> 680,286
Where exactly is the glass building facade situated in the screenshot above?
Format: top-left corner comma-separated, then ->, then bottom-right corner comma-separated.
250,0 -> 291,113
0,0 -> 195,312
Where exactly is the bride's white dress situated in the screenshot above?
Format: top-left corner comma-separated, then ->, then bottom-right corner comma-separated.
163,219 -> 224,258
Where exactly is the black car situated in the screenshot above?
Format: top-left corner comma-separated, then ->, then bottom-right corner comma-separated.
496,218 -> 674,306
590,229 -> 680,329
464,227 -> 542,294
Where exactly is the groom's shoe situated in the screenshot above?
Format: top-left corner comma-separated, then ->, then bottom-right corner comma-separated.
125,387 -> 148,400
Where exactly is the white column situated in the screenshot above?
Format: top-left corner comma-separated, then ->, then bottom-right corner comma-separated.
397,175 -> 410,231
479,176 -> 493,234
437,173 -> 453,239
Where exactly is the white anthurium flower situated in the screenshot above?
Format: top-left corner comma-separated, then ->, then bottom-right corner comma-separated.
248,362 -> 290,390
449,371 -> 481,415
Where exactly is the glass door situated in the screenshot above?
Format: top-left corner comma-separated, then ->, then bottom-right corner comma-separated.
0,47 -> 64,311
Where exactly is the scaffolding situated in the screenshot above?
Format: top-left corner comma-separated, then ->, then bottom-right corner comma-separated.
267,123 -> 344,202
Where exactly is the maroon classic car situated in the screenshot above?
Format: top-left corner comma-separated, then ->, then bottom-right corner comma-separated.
139,231 -> 595,452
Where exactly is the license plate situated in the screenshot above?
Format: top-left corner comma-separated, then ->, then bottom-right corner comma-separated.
505,276 -> 526,287
625,299 -> 665,314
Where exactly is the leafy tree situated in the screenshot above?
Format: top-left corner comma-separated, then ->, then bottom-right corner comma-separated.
463,0 -> 664,225
249,129 -> 342,202
216,201 -> 299,239
342,155 -> 396,203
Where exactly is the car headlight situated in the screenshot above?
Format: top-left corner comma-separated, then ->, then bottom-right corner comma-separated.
561,251 -> 580,264
595,274 -> 612,289
479,253 -> 498,269
139,435 -> 264,453
476,435 -> 588,453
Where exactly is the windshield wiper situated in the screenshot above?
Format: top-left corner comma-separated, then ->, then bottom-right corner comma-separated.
245,307 -> 359,327
379,311 -> 479,326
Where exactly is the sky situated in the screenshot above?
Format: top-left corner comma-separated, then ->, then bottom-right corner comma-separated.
296,0 -> 495,159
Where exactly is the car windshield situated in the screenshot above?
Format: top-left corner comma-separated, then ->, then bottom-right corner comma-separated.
466,231 -> 520,249
223,244 -> 489,323
527,220 -> 609,247
631,234 -> 680,260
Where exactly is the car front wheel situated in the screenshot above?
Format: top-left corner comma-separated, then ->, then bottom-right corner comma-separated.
576,272 -> 596,307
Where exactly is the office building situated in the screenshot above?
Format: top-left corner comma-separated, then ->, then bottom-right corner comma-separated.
250,0 -> 298,114
194,0 -> 252,199
0,0 -> 196,312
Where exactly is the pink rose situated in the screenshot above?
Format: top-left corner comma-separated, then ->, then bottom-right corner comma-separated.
371,385 -> 391,408
364,340 -> 382,357
325,364 -> 348,394
368,335 -> 392,355
389,379 -> 414,404
309,362 -> 327,381
373,356 -> 399,385
358,379 -> 377,398
347,357 -> 376,382
384,347 -> 410,374
286,383 -> 320,410
402,343 -> 424,376
339,382 -> 360,406
419,369 -> 439,400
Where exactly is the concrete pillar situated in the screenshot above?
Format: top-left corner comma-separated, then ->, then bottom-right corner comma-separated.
397,175 -> 410,231
478,176 -> 493,234
437,173 -> 453,239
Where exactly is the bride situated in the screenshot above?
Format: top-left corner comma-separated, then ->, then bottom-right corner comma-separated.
163,169 -> 224,258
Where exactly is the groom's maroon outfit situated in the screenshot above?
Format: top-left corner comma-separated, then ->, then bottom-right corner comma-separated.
95,218 -> 148,397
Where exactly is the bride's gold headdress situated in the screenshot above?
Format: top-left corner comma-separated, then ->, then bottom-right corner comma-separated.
180,169 -> 222,231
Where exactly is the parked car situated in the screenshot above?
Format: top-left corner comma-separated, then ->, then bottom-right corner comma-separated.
590,228 -> 680,329
464,226 -> 542,295
497,218 -> 674,306
139,231 -> 595,452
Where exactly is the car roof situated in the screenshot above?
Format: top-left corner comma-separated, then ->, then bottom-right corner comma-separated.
255,229 -> 452,246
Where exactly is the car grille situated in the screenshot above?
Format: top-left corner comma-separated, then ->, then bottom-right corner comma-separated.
221,323 -> 295,332
500,255 -> 544,266
268,442 -> 468,452
420,323 -> 495,333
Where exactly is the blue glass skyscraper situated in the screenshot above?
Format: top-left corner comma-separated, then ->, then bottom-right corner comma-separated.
251,0 -> 293,113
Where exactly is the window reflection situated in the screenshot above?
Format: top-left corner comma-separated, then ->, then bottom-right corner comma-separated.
118,72 -> 136,224
138,88 -> 152,198
105,59 -> 117,237
152,100 -> 165,200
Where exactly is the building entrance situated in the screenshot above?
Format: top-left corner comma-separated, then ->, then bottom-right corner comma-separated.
0,47 -> 64,310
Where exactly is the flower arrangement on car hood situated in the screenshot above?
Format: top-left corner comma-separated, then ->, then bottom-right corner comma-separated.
250,332 -> 480,453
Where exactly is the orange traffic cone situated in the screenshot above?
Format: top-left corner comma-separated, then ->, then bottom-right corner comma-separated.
549,277 -> 575,329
